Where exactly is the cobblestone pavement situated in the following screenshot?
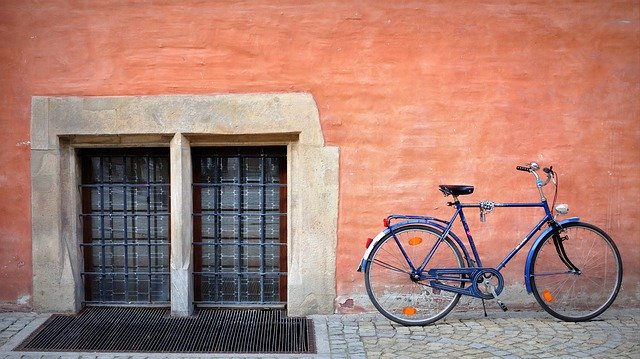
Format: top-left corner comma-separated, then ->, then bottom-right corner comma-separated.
1,309 -> 638,358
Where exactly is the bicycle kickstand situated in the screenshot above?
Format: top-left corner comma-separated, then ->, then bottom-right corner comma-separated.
481,299 -> 488,317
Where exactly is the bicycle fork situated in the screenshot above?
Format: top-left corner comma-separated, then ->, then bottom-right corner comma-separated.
551,224 -> 581,274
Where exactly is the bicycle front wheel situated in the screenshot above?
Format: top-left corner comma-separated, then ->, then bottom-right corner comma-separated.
364,225 -> 465,326
530,222 -> 622,321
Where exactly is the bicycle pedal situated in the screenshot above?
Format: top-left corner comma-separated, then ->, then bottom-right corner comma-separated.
497,301 -> 508,312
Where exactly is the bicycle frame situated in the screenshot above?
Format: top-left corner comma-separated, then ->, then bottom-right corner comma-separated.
357,196 -> 581,297
439,199 -> 552,271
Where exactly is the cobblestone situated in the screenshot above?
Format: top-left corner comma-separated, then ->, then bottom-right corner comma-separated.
0,309 -> 638,358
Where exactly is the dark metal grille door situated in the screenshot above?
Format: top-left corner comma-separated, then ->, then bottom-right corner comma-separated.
193,147 -> 287,305
80,149 -> 170,304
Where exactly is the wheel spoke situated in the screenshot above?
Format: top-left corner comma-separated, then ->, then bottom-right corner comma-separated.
371,258 -> 411,274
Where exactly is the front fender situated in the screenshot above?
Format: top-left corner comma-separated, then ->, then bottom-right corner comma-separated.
524,217 -> 580,293
356,218 -> 469,272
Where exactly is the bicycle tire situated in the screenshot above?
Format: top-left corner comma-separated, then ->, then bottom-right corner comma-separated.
530,222 -> 623,321
364,224 -> 465,326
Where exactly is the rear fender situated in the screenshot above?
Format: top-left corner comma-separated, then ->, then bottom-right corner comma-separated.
524,217 -> 581,293
357,218 -> 470,272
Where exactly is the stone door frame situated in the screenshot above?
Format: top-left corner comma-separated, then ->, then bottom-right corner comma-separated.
30,93 -> 339,316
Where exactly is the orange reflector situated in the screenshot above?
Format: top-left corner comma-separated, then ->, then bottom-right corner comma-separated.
403,307 -> 417,315
408,237 -> 423,246
543,289 -> 554,303
383,218 -> 390,227
365,238 -> 373,248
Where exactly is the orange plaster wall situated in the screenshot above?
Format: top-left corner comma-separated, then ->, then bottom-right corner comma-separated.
0,1 -> 638,310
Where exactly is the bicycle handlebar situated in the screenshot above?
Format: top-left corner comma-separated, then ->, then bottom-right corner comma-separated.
516,162 -> 541,172
516,162 -> 555,188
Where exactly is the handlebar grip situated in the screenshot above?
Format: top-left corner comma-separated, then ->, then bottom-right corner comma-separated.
516,166 -> 530,172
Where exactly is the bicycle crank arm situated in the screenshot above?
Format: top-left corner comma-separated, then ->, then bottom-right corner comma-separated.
485,278 -> 508,312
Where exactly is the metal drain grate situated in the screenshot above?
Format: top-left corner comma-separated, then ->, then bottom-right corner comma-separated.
16,307 -> 315,354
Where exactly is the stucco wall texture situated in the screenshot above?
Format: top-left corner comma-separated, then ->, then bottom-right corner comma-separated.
1,1 -> 638,310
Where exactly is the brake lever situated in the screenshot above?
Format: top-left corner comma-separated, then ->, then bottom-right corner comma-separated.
542,166 -> 554,186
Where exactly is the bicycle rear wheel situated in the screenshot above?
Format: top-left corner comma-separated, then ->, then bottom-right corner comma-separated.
364,225 -> 465,326
530,222 -> 622,321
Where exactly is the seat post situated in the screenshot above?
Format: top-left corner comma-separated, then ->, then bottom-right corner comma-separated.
446,195 -> 462,207
452,195 -> 461,207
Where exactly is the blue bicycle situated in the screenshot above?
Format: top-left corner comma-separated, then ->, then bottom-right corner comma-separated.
357,163 -> 623,325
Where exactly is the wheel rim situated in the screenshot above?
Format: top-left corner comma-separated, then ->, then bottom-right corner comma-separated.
365,226 -> 464,325
531,224 -> 622,321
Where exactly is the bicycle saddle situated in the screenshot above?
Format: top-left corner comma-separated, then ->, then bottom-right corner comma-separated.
439,185 -> 474,196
